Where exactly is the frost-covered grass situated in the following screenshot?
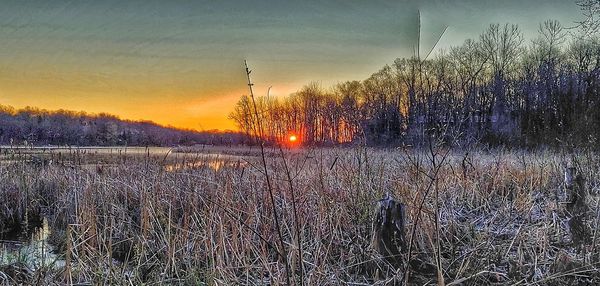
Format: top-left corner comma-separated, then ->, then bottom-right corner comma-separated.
0,146 -> 598,285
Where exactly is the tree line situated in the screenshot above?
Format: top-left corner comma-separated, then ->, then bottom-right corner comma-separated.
0,105 -> 242,146
230,20 -> 600,148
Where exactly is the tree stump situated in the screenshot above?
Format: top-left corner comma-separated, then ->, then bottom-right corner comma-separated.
564,165 -> 590,248
372,193 -> 406,267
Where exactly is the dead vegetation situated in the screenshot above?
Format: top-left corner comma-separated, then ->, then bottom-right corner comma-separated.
0,146 -> 598,285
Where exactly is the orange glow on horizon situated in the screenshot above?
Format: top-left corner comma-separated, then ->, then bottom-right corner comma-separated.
286,133 -> 301,147
0,71 -> 305,132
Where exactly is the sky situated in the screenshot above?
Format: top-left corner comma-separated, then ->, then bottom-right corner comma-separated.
0,0 -> 584,130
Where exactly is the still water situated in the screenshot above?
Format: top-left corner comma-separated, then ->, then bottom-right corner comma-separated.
0,218 -> 63,270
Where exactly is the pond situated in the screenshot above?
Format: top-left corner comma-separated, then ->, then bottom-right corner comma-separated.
0,218 -> 63,271
164,154 -> 249,172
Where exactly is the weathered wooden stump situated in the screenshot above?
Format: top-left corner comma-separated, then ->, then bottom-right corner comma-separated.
372,193 -> 406,267
564,164 -> 590,248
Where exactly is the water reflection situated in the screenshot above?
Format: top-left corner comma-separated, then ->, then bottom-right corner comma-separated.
164,155 -> 248,172
0,218 -> 63,270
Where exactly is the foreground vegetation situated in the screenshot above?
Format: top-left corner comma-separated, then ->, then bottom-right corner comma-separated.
0,145 -> 599,285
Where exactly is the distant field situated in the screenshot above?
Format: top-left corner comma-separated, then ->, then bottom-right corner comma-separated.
0,144 -> 286,158
0,145 -> 253,168
0,146 -> 599,285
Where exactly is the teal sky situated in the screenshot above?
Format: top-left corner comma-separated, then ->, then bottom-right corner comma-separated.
0,0 -> 583,130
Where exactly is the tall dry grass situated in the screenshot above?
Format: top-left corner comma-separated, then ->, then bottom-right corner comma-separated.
0,146 -> 598,285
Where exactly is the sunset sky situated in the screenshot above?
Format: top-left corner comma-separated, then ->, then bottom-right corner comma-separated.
0,0 -> 583,130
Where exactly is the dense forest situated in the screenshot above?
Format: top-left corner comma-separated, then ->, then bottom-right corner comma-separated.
0,105 -> 241,146
230,19 -> 600,148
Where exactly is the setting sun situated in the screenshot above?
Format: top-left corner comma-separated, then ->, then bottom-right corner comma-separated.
0,1 -> 596,284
